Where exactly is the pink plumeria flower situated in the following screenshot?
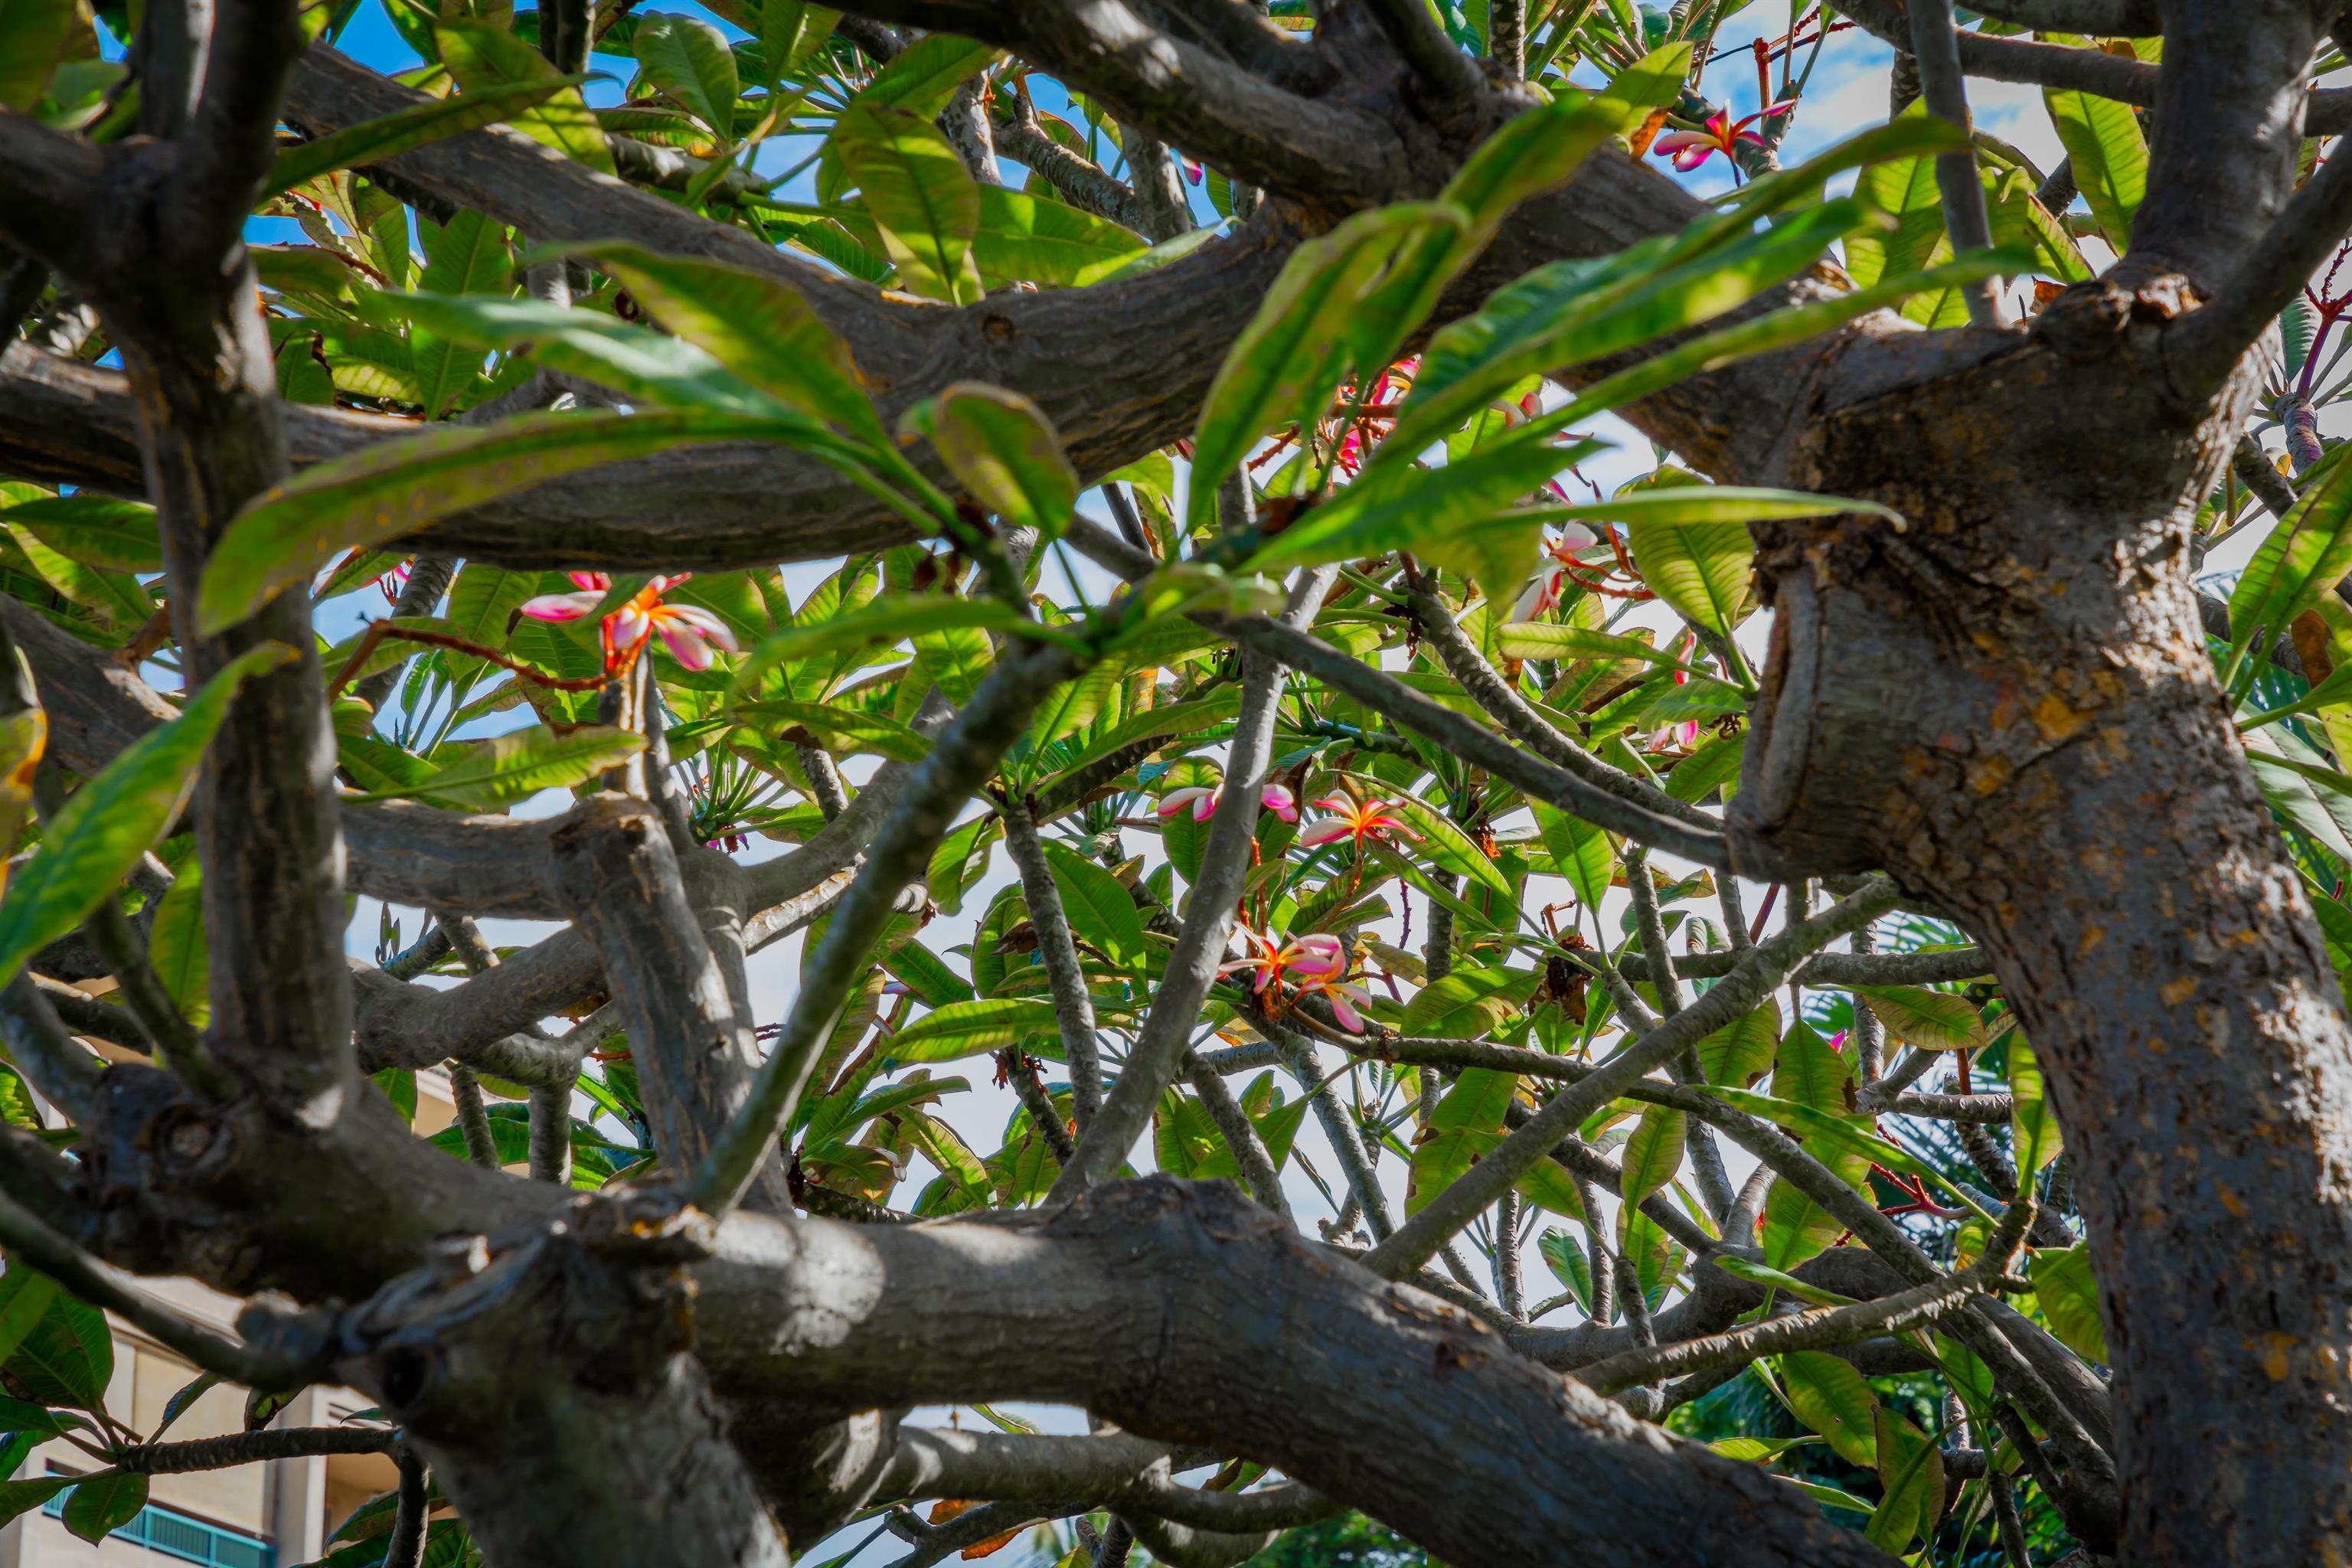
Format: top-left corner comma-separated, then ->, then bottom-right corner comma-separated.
1301,974 -> 1379,1033
1653,100 -> 1795,172
1645,667 -> 1700,753
1219,928 -> 1345,995
521,571 -> 739,673
1181,155 -> 1204,186
1508,524 -> 1605,622
1297,795 -> 1419,851
1156,782 -> 1299,822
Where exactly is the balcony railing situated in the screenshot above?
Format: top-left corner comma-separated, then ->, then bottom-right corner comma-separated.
40,1491 -> 274,1568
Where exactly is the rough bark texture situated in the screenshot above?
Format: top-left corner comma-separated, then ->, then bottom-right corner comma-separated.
1730,281 -> 2352,1562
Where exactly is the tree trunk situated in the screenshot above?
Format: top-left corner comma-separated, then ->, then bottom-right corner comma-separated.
1731,289 -> 2352,1562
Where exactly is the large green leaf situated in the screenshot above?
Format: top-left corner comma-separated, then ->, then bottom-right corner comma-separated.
60,1472 -> 146,1546
0,644 -> 292,988
1530,800 -> 1612,914
1628,514 -> 1751,638
146,857 -> 208,1029
264,76 -> 579,198
351,725 -> 646,808
1695,1001 -> 1781,1089
437,22 -> 614,175
1040,838 -> 1146,970
2229,446 -> 2352,681
549,243 -> 882,441
903,384 -> 1078,541
1406,1067 -> 1516,1214
1867,1407 -> 1946,1553
1186,203 -> 1464,533
733,697 -> 931,761
2030,1242 -> 2109,1362
1844,104 -> 1943,289
0,495 -> 162,573
737,597 -> 1081,684
2011,1035 -> 2062,1176
814,31 -> 1001,200
835,104 -> 985,304
2,1271 -> 111,1410
2046,81 -> 2147,250
197,410 -> 805,632
1853,985 -> 1988,1052
1618,1106 -> 1686,1210
974,186 -> 1147,286
888,998 -> 1060,1063
409,211 -> 514,420
635,13 -> 740,145
1779,1350 -> 1878,1466
5,525 -> 154,630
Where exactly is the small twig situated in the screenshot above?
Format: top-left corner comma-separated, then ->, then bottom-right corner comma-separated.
1906,0 -> 2003,327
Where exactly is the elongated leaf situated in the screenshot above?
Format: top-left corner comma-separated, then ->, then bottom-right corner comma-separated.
1867,1407 -> 1946,1553
1498,621 -> 1681,669
2046,81 -> 2146,250
974,186 -> 1147,286
0,495 -> 162,573
812,33 -> 1001,201
146,857 -> 208,1028
2230,446 -> 2352,679
0,644 -> 292,987
61,1472 -> 146,1545
198,410 -> 805,632
1538,1228 -> 1593,1311
265,77 -> 577,197
0,1478 -> 70,1528
1696,1001 -> 1781,1090
1399,965 -> 1542,1039
1628,514 -> 1749,638
635,14 -> 740,144
905,384 -> 1077,540
0,0 -> 82,112
547,242 -> 884,439
739,598 -> 1080,685
835,104 -> 984,304
1040,838 -> 1146,969
409,211 -> 514,420
2030,1242 -> 2109,1361
361,289 -> 787,417
889,998 -> 1060,1062
1711,1086 -> 1988,1220
2011,1035 -> 2062,1176
5,525 -> 153,629
352,724 -> 646,808
1407,1068 -> 1517,1214
1531,799 -> 1612,913
4,1273 -> 110,1410
1854,984 -> 1988,1052
1187,203 -> 1464,533
1779,1349 -> 1878,1466
1032,690 -> 1243,793
438,23 -> 613,175
1619,1106 -> 1686,1210
735,697 -> 931,761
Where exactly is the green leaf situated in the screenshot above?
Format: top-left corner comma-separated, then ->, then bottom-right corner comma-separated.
1619,1106 -> 1686,1210
1497,621 -> 1683,669
1628,515 -> 1750,638
1040,838 -> 1145,969
197,410 -> 802,632
146,856 -> 208,1029
3,1272 -> 110,1410
437,22 -> 613,175
1696,1001 -> 1780,1089
888,998 -> 1060,1063
1186,203 -> 1465,533
1530,800 -> 1613,913
544,243 -> 884,441
1843,104 -> 1943,290
1399,965 -> 1542,1039
351,724 -> 645,808
848,31 -> 999,116
974,186 -> 1147,286
0,495 -> 162,573
1386,198 -> 1880,461
0,1478 -> 71,1529
903,384 -> 1078,540
834,104 -> 984,304
1537,1228 -> 1592,1311
2030,1242 -> 2109,1362
1713,1086 -> 1989,1221
1406,1068 -> 1517,1214
2007,1035 -> 2061,1178
1034,690 -> 1242,795
0,0 -> 83,113
733,697 -> 931,761
1867,1407 -> 1946,1553
0,644 -> 292,988
1712,1256 -> 1852,1309
1779,1349 -> 1878,1466
2229,446 -> 2352,682
152,1371 -> 220,1441
1854,985 -> 1988,1053
61,1472 -> 146,1545
737,597 -> 1080,684
635,14 -> 740,145
361,289 -> 789,417
265,76 -> 578,197
409,211 -> 514,420
0,1271 -> 58,1371
5,525 -> 155,630
760,0 -> 839,75
2046,81 -> 2147,250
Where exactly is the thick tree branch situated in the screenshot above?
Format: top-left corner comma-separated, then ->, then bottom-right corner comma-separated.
2174,132 -> 2352,386
1001,805 -> 1104,1126
0,111 -> 106,286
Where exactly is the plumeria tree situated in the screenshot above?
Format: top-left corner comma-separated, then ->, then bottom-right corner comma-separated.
0,0 -> 2347,1565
